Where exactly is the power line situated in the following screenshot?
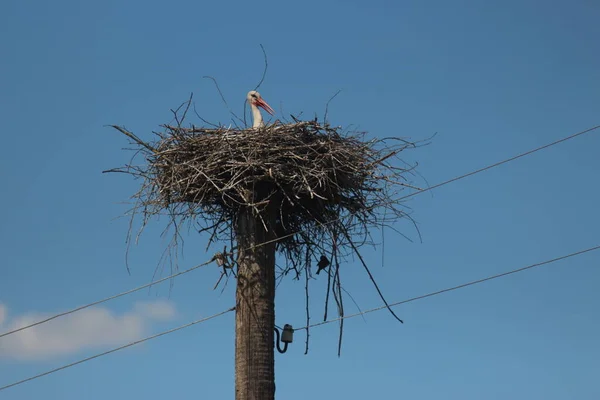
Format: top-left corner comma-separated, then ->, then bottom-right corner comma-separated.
398,124 -> 600,201
2,243 -> 598,392
0,257 -> 217,339
2,124 -> 597,340
0,307 -> 235,393
298,243 -> 600,330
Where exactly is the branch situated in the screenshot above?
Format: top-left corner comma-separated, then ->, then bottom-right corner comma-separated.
108,125 -> 156,154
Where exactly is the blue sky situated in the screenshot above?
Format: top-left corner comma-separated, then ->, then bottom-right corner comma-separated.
1,0 -> 599,398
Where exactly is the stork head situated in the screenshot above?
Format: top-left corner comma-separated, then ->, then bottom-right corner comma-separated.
247,90 -> 275,115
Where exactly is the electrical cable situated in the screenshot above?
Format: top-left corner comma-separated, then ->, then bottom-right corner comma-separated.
0,307 -> 235,392
0,257 -> 217,339
297,244 -> 600,330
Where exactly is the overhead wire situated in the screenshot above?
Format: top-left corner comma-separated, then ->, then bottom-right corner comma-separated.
3,242 -> 599,392
0,257 -> 218,339
0,307 -> 235,392
398,124 -> 600,201
297,243 -> 600,330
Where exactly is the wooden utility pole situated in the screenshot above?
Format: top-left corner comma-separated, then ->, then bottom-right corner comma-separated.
234,207 -> 277,400
109,117 -> 414,400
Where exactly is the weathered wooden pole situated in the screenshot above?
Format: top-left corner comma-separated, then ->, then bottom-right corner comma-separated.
234,207 -> 277,400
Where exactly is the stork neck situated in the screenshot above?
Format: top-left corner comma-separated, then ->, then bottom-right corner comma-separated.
251,104 -> 264,128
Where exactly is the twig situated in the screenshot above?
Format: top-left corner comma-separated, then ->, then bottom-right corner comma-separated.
254,44 -> 268,91
324,89 -> 342,123
304,252 -> 310,355
108,125 -> 156,154
341,227 -> 403,324
202,76 -> 245,127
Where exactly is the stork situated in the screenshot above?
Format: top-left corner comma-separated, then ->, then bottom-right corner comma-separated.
247,90 -> 274,128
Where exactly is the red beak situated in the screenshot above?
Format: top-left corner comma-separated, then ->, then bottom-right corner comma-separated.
255,97 -> 275,115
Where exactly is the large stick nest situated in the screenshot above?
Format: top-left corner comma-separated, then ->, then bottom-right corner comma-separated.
108,112 -> 422,354
109,119 -> 418,269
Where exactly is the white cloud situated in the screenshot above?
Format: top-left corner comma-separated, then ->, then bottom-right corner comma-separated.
0,300 -> 176,361
0,304 -> 6,326
134,300 -> 177,320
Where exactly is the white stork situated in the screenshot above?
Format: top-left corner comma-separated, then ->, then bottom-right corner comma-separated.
247,90 -> 274,128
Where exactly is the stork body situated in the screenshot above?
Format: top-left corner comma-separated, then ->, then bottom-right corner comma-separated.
247,90 -> 274,128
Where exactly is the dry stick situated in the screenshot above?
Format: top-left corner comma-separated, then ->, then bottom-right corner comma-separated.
192,103 -> 220,128
340,227 -> 404,324
171,93 -> 194,128
323,89 -> 342,124
323,228 -> 337,323
213,270 -> 227,290
332,247 -> 344,356
380,205 -> 387,270
179,93 -> 194,125
154,216 -> 186,295
253,44 -> 268,91
247,44 -> 269,127
202,75 -> 245,127
339,285 -> 367,323
108,125 -> 157,154
304,246 -> 311,355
